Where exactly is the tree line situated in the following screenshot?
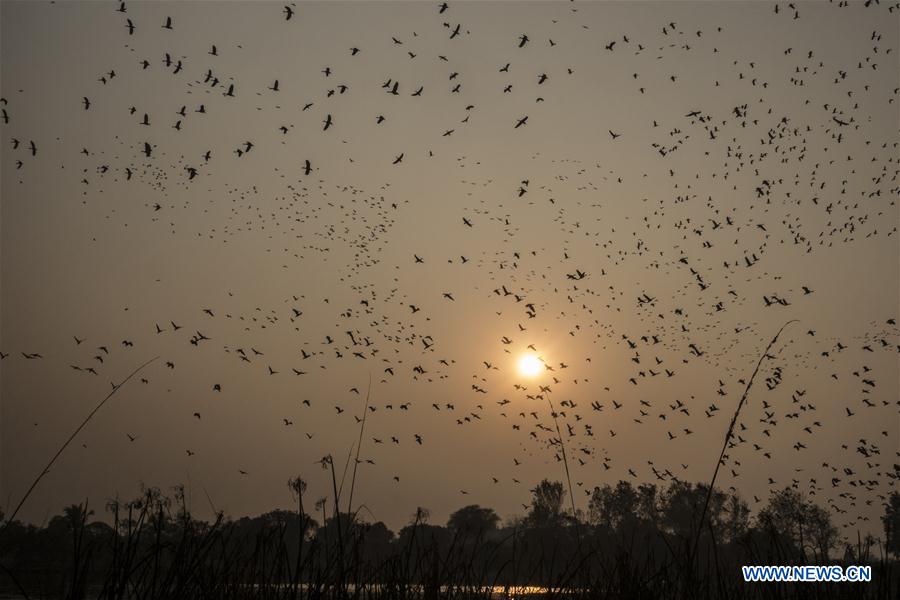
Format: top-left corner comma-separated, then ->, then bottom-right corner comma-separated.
1,479 -> 898,599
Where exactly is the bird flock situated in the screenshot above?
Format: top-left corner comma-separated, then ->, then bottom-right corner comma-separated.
2,1 -> 898,533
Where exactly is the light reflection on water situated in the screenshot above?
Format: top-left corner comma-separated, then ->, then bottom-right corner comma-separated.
1,584 -> 572,599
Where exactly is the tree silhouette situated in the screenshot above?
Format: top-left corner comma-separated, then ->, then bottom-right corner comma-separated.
757,487 -> 838,561
527,479 -> 566,528
884,491 -> 900,558
447,504 -> 499,537
588,481 -> 638,529
2,481 -> 893,599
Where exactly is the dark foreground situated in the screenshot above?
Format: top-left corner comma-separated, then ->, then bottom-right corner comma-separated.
2,480 -> 898,599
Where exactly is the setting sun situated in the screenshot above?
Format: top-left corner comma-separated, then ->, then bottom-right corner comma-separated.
517,353 -> 543,377
2,3 -> 894,597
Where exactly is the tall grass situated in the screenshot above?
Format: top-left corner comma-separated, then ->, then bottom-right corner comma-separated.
690,321 -> 797,578
2,480 -> 896,600
3,340 -> 899,599
1,357 -> 159,534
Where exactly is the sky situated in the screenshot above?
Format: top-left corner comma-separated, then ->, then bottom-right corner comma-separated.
1,1 -> 898,536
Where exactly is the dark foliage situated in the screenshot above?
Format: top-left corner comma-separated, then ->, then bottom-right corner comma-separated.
2,482 -> 897,599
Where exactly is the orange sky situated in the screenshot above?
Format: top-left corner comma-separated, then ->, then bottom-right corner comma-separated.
2,1 -> 897,537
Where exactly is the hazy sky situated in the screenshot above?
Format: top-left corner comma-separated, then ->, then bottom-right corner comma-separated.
2,1 -> 898,536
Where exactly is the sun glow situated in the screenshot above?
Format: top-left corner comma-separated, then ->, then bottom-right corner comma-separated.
517,353 -> 543,377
